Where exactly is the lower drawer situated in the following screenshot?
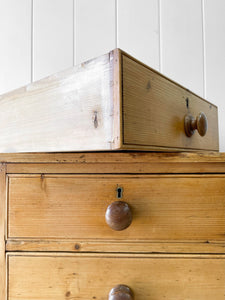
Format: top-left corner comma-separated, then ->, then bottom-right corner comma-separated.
8,253 -> 225,299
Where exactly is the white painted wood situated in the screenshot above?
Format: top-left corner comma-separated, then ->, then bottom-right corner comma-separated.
0,0 -> 31,95
33,0 -> 73,81
117,0 -> 159,70
204,0 -> 225,152
160,0 -> 204,97
74,0 -> 115,65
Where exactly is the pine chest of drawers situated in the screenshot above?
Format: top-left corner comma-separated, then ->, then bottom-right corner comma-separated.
0,152 -> 225,299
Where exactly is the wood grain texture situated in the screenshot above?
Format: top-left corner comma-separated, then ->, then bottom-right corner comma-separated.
8,253 -> 225,300
33,0 -> 73,81
7,174 -> 225,241
0,48 -> 219,153
112,48 -> 123,149
4,151 -> 225,297
0,0 -> 31,95
6,239 -> 225,254
0,52 -> 114,152
6,162 -> 225,175
0,164 -> 6,300
122,54 -> 218,151
0,151 -> 224,164
2,151 -> 225,174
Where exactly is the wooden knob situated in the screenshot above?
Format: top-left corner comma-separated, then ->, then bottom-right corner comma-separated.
184,112 -> 208,137
105,201 -> 132,231
109,285 -> 134,300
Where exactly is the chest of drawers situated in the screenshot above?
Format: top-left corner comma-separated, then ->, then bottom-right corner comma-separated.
0,152 -> 225,299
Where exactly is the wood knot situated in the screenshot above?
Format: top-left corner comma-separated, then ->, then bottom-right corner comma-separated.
75,243 -> 80,250
146,80 -> 151,90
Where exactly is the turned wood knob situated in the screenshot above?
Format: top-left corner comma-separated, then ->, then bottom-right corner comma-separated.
109,285 -> 134,300
184,112 -> 208,137
105,201 -> 132,231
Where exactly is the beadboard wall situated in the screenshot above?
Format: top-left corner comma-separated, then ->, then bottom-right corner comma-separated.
0,0 -> 224,151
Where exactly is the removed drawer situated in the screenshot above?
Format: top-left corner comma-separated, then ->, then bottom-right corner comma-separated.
8,253 -> 225,300
0,49 -> 218,152
7,174 -> 225,241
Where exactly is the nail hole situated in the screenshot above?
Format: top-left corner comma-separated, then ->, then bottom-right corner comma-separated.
186,98 -> 189,108
93,111 -> 98,128
75,243 -> 80,250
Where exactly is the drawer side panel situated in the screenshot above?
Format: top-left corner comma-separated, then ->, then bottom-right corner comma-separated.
122,54 -> 219,151
0,52 -> 114,152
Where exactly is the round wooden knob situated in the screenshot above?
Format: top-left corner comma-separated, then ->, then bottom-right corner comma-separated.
105,201 -> 132,231
109,285 -> 134,300
184,112 -> 208,137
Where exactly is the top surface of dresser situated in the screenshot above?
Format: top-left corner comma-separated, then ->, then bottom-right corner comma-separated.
0,48 -> 219,153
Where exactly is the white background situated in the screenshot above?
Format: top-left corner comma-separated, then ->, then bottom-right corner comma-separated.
0,0 -> 224,151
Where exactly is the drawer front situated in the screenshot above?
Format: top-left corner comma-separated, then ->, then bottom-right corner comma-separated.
8,254 -> 225,300
122,54 -> 219,151
8,175 -> 225,241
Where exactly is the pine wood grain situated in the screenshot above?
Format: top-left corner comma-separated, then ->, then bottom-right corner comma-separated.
0,151 -> 223,163
7,174 -> 225,241
3,152 -> 225,298
0,49 -> 219,153
112,48 -> 123,149
122,54 -> 218,151
5,162 -> 225,175
6,239 -> 225,254
0,152 -> 224,175
8,253 -> 225,300
0,51 -> 115,152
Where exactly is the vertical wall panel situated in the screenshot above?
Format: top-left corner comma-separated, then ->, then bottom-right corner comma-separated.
117,0 -> 159,70
0,0 -> 31,95
160,0 -> 204,96
75,0 -> 115,65
33,0 -> 73,81
204,0 -> 225,151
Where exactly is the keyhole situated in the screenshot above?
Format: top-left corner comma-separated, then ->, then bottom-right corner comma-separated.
116,187 -> 123,199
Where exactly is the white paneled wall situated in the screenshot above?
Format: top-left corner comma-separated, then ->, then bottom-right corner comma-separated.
33,0 -> 73,81
160,0 -> 204,96
75,0 -> 115,64
0,0 -> 224,150
117,0 -> 159,70
204,0 -> 225,152
0,0 -> 31,94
